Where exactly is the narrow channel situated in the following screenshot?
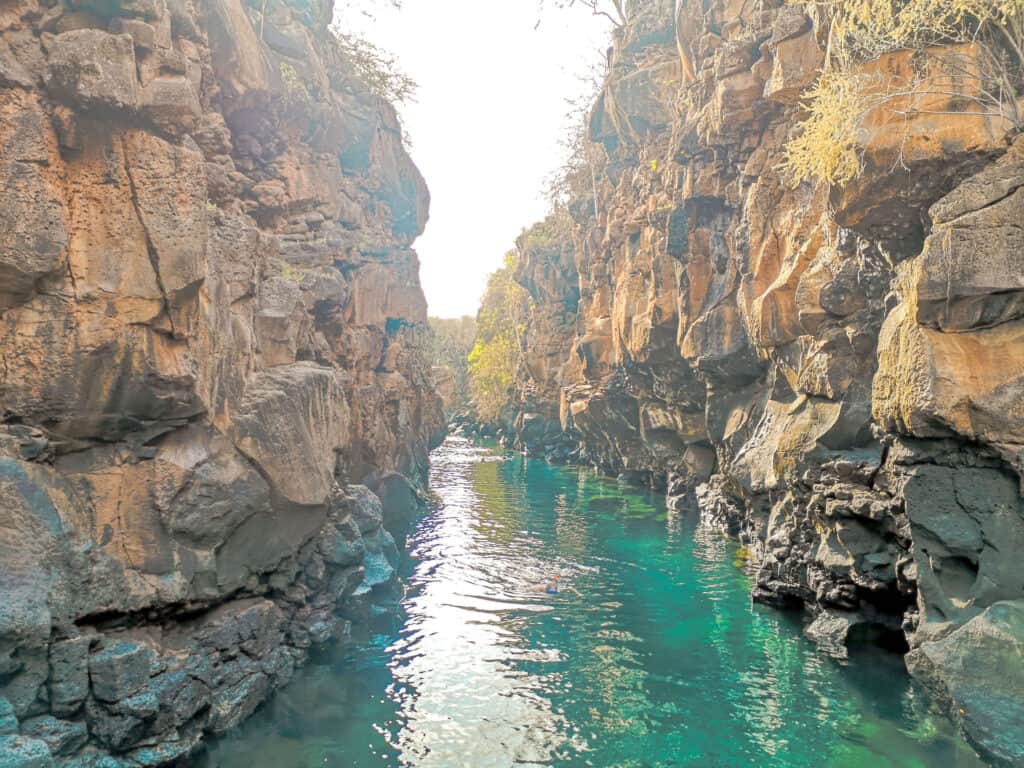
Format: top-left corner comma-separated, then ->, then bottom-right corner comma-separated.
196,439 -> 981,767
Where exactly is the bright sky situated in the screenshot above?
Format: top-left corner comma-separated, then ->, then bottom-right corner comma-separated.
341,1 -> 611,318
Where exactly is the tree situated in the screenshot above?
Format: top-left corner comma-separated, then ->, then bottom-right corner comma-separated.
783,0 -> 1024,187
559,0 -> 627,26
329,24 -> 417,105
537,0 -> 627,27
429,316 -> 477,413
467,254 -> 533,424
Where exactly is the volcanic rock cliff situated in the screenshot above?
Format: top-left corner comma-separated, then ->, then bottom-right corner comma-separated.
0,0 -> 442,764
507,1 -> 1024,763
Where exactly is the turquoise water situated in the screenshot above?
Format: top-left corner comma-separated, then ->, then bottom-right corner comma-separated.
196,438 -> 983,767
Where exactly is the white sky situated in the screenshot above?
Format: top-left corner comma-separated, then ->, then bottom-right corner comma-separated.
341,1 -> 612,318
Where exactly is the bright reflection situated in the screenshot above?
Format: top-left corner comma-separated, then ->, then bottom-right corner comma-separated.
385,443 -> 579,766
197,438 -> 985,768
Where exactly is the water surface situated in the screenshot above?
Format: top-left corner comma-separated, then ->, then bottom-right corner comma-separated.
198,438 -> 982,767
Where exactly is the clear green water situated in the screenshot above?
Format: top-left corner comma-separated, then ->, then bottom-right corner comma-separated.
196,439 -> 983,768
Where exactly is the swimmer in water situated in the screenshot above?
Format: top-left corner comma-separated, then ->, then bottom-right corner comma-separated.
539,575 -> 582,596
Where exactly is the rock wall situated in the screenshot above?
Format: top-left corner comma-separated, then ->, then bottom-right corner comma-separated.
0,0 -> 443,764
510,215 -> 580,459
508,1 -> 1024,763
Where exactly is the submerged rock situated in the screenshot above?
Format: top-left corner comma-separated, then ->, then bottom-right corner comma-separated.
907,601 -> 1024,767
803,611 -> 864,660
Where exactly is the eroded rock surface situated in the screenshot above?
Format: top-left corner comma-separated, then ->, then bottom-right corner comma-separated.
0,0 -> 441,764
502,1 -> 1023,762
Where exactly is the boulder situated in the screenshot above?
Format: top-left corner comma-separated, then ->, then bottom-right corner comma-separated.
19,716 -> 87,757
803,610 -> 864,659
372,473 -> 420,541
45,30 -> 138,110
907,601 -> 1024,767
88,642 -> 154,704
229,363 -> 350,507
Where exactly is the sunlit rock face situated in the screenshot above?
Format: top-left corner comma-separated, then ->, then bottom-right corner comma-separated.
508,0 -> 1023,761
0,0 -> 442,763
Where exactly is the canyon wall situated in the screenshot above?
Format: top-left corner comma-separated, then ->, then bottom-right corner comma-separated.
0,0 -> 443,764
508,1 -> 1024,764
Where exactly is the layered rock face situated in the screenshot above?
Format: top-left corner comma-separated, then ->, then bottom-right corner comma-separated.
510,216 -> 580,459
508,0 -> 1024,762
0,0 -> 442,764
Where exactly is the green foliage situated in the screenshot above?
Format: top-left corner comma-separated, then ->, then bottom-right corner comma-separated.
279,262 -> 306,283
517,210 -> 574,253
279,61 -> 311,105
429,316 -> 477,410
468,253 -> 532,424
783,0 -> 1024,187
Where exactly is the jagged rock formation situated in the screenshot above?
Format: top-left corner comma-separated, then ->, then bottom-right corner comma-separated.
506,1 -> 1024,763
0,0 -> 442,764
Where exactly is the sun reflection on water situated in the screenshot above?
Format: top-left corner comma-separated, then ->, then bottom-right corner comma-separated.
195,438 -> 985,768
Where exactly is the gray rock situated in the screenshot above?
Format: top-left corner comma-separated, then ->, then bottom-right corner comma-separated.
149,670 -> 209,732
140,76 -> 201,131
207,673 -> 270,734
88,642 -> 154,703
123,730 -> 201,768
84,698 -> 147,753
105,690 -> 158,720
907,600 -> 1024,767
374,472 -> 421,542
0,700 -> 15,736
346,485 -> 384,534
361,547 -> 396,591
804,610 -> 864,659
19,715 -> 87,757
61,755 -> 125,768
0,735 -> 53,768
48,637 -> 91,716
327,566 -> 365,601
44,30 -> 138,110
319,516 -> 365,568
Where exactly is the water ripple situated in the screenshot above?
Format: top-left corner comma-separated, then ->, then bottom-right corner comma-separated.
195,439 -> 985,768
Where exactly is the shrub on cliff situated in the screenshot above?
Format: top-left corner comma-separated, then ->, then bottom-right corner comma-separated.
784,0 -> 1024,186
468,253 -> 532,424
330,28 -> 417,105
328,1 -> 415,106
